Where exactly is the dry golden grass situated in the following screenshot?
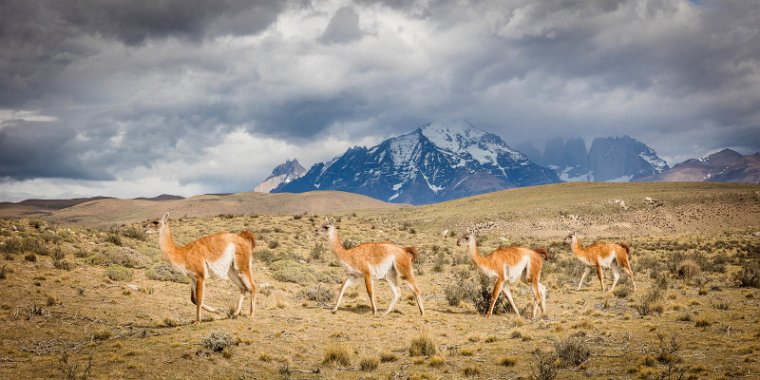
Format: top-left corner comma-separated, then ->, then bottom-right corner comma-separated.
0,183 -> 759,379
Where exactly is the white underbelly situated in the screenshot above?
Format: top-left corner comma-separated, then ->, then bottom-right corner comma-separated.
341,262 -> 362,276
205,243 -> 236,279
598,252 -> 616,268
370,256 -> 395,279
506,256 -> 529,283
479,266 -> 499,279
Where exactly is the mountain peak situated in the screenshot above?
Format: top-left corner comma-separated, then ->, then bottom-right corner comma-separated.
419,120 -> 487,150
702,148 -> 743,165
275,122 -> 560,204
254,159 -> 306,193
270,159 -> 305,178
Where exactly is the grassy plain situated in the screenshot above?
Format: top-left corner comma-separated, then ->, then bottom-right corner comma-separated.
0,183 -> 759,379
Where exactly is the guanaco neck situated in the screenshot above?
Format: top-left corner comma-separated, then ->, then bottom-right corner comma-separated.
327,227 -> 350,262
158,223 -> 183,265
569,236 -> 587,259
467,236 -> 486,268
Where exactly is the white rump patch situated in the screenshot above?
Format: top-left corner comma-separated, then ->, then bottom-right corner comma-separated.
205,243 -> 236,279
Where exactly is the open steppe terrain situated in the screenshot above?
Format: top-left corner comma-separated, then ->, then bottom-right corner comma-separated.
0,183 -> 759,379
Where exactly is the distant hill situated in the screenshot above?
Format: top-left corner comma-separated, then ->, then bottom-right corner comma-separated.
370,182 -> 760,238
0,196 -> 115,219
133,194 -> 185,201
274,121 -> 560,204
637,149 -> 760,184
43,191 -> 400,226
17,196 -> 115,210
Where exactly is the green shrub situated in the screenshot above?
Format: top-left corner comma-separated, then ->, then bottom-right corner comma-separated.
146,263 -> 189,283
105,233 -> 122,246
105,265 -> 133,281
89,248 -> 147,268
297,286 -> 335,303
202,331 -> 235,352
1,238 -> 22,255
444,267 -> 480,307
120,226 -> 147,241
530,349 -> 558,380
638,288 -> 664,316
735,263 -> 760,288
271,260 -> 315,284
613,284 -> 632,298
554,338 -> 591,366
309,243 -> 325,261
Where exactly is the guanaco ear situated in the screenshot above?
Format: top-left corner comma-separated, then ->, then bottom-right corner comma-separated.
161,212 -> 170,224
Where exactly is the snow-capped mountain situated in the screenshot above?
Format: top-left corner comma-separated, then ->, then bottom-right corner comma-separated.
588,136 -> 668,181
253,159 -> 306,193
538,136 -> 668,182
637,149 -> 760,183
273,121 -> 560,204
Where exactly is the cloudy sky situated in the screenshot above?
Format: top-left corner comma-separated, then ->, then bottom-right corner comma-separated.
1,0 -> 758,201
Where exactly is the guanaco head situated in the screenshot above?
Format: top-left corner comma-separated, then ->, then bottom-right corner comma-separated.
563,231 -> 576,244
456,233 -> 474,247
317,217 -> 335,235
144,212 -> 169,233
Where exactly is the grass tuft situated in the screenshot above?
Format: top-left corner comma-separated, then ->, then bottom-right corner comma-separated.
359,355 -> 379,371
323,344 -> 352,367
409,335 -> 437,357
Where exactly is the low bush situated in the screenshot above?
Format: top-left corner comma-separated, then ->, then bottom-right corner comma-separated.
638,288 -> 664,316
120,226 -> 147,241
554,338 -> 591,366
202,331 -> 235,352
146,263 -> 190,283
105,233 -> 122,246
613,284 -> 632,298
675,259 -> 701,281
735,263 -> 760,288
530,349 -> 558,380
88,248 -> 147,268
297,286 -> 335,303
105,265 -> 133,281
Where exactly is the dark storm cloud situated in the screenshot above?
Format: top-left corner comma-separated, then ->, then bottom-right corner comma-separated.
0,0 -> 759,197
0,120 -> 111,180
0,0 -> 285,107
254,93 -> 368,139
